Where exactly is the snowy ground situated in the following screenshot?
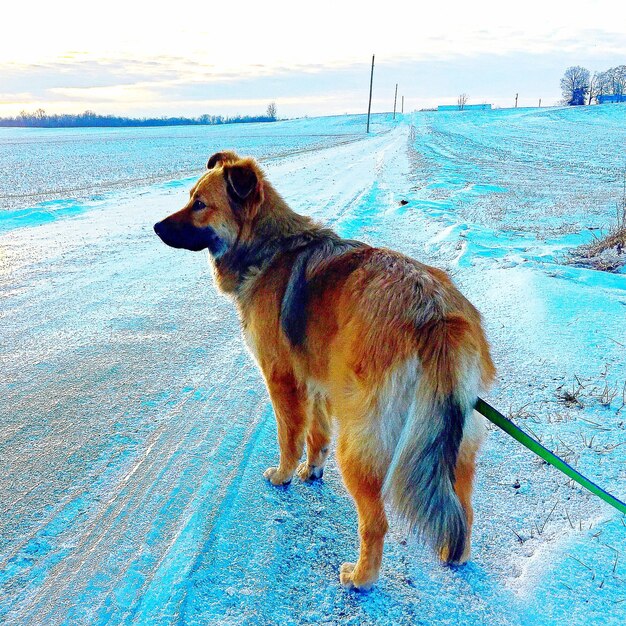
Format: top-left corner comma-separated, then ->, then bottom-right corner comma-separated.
1,107 -> 625,625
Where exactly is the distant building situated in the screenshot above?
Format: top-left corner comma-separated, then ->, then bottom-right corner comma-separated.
597,94 -> 626,104
437,104 -> 492,111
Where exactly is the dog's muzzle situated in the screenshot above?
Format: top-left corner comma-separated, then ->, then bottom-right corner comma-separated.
154,219 -> 226,255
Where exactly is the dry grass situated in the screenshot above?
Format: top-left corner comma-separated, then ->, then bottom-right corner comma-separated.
569,225 -> 626,272
568,168 -> 626,272
556,372 -> 626,414
556,378 -> 586,408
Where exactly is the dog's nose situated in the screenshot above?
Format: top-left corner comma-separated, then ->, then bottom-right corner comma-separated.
154,221 -> 163,236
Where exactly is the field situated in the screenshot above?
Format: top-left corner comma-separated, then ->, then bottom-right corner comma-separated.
1,106 -> 625,625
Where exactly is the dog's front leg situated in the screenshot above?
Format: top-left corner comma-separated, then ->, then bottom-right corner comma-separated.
297,394 -> 332,482
263,372 -> 308,486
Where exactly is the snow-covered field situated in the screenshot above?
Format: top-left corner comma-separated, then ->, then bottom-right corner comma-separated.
1,106 -> 625,625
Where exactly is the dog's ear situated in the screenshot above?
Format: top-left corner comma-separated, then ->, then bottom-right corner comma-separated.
207,152 -> 228,170
225,163 -> 258,201
207,150 -> 240,170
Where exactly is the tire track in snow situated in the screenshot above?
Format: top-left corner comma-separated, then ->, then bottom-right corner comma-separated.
8,355 -> 255,625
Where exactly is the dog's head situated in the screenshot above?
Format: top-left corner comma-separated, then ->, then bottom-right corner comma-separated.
153,151 -> 265,257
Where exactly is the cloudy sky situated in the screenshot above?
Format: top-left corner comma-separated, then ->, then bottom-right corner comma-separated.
1,0 -> 624,117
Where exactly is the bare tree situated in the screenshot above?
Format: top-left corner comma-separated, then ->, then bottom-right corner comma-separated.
457,93 -> 469,110
595,70 -> 610,102
609,65 -> 626,96
588,72 -> 600,105
266,102 -> 277,120
560,66 -> 590,106
594,65 -> 626,102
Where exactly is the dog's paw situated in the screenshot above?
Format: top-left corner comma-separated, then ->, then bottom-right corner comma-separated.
296,461 -> 324,482
339,562 -> 375,591
263,466 -> 293,486
339,562 -> 356,588
438,543 -> 471,566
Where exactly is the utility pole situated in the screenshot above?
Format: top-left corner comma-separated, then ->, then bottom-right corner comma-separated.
515,93 -> 519,108
366,55 -> 375,134
401,95 -> 404,114
393,83 -> 398,119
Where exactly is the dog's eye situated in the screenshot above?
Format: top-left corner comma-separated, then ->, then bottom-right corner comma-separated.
192,199 -> 206,211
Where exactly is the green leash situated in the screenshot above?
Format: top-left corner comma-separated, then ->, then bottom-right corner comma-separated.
475,397 -> 626,515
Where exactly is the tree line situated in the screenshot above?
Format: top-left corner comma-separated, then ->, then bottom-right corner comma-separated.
0,103 -> 278,128
561,65 -> 626,106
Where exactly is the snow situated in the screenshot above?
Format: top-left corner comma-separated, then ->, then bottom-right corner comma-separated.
1,106 -> 625,625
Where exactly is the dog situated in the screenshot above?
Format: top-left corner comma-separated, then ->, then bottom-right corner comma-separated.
154,151 -> 495,590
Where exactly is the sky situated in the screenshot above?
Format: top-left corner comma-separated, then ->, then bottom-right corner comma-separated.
0,0 -> 625,118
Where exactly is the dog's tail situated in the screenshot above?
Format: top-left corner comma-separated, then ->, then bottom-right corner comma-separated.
383,315 -> 480,563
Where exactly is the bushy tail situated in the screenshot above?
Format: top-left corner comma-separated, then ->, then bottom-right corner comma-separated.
383,317 -> 478,563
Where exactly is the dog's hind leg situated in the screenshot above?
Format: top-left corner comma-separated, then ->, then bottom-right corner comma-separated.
297,395 -> 332,482
263,371 -> 309,486
336,432 -> 388,590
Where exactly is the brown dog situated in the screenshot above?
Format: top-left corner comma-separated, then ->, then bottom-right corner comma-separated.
154,151 -> 495,590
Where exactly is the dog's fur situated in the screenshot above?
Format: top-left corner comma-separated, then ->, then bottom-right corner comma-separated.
154,151 -> 495,590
